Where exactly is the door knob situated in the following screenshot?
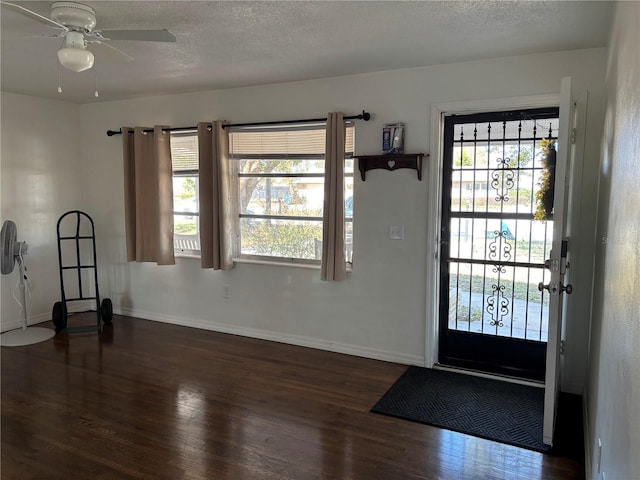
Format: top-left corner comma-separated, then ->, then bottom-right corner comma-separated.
538,282 -> 573,295
538,282 -> 557,294
544,259 -> 559,271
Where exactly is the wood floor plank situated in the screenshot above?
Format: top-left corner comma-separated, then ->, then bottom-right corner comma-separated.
1,315 -> 583,479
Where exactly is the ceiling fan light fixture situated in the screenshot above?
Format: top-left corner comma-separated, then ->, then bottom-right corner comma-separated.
57,46 -> 94,72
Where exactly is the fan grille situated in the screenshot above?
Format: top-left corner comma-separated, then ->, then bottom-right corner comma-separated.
1,220 -> 27,275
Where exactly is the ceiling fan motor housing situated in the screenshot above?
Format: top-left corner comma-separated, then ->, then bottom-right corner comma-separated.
63,31 -> 86,48
51,2 -> 96,31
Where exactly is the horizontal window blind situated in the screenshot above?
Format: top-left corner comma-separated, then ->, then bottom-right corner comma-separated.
229,122 -> 354,156
171,131 -> 198,172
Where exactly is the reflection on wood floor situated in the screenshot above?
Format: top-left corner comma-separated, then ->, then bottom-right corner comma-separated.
1,315 -> 583,479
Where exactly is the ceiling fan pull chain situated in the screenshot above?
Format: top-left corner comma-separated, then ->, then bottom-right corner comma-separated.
57,61 -> 63,94
94,69 -> 99,98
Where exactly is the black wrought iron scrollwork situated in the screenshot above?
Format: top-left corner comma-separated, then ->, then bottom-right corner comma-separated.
488,229 -> 512,264
486,284 -> 509,327
490,157 -> 515,202
492,264 -> 506,274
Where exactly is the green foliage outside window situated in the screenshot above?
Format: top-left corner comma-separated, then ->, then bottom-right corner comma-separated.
180,178 -> 197,200
534,138 -> 556,221
241,220 -> 323,259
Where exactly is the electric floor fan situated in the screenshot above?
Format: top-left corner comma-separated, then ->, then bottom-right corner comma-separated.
1,220 -> 55,346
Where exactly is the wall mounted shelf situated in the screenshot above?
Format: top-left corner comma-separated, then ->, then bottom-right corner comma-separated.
356,153 -> 426,181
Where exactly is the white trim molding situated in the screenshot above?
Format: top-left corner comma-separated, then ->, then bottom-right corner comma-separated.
116,306 -> 424,366
1,311 -> 51,333
425,92 -> 562,369
0,300 -> 95,333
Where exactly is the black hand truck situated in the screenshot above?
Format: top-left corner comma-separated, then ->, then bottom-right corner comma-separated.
52,211 -> 112,333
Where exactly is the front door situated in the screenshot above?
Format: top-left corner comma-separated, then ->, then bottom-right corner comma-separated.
542,76 -> 574,445
438,107 -> 560,381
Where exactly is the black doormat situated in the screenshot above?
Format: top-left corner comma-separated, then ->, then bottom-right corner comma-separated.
372,366 -> 557,453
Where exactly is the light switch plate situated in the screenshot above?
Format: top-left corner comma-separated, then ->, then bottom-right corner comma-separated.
390,225 -> 404,240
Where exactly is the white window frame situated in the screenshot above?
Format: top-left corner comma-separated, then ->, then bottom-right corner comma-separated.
171,131 -> 201,257
229,122 -> 354,266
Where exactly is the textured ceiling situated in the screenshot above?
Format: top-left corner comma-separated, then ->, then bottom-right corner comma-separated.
0,1 -> 614,104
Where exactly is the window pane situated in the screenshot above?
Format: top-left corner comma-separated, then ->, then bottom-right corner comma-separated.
174,215 -> 200,252
239,177 -> 323,217
345,158 -> 354,173
240,218 -> 323,260
171,131 -> 200,254
344,177 -> 354,219
173,176 -> 199,214
345,175 -> 354,263
345,220 -> 353,264
175,215 -> 198,235
239,158 -> 325,174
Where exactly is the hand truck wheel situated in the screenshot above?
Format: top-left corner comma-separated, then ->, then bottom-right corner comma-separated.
52,302 -> 65,332
101,298 -> 113,324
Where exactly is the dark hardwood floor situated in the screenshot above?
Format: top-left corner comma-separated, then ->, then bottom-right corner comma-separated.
1,315 -> 583,479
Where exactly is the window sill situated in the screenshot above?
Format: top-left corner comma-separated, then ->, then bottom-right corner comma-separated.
233,257 -> 320,270
175,252 -> 200,259
174,253 -> 352,273
233,257 -> 353,272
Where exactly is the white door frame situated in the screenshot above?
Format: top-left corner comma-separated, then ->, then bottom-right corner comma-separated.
543,76 -> 575,445
425,93 -> 562,369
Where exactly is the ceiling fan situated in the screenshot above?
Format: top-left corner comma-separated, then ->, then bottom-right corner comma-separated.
2,1 -> 176,72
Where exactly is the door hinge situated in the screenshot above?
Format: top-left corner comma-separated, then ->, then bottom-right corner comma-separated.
560,340 -> 566,354
570,128 -> 577,144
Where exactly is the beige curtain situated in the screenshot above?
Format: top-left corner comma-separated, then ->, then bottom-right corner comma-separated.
122,126 -> 175,265
321,112 -> 347,281
198,121 -> 234,270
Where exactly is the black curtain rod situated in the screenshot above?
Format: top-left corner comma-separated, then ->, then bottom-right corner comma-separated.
106,110 -> 371,136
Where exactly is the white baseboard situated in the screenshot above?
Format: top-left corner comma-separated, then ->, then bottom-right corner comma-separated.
0,311 -> 50,332
1,301 -> 94,333
117,307 -> 424,366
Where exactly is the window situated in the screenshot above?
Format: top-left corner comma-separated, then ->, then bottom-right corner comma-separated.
171,131 -> 200,255
229,122 -> 355,264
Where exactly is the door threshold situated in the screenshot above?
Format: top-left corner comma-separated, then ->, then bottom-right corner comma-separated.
433,364 -> 545,388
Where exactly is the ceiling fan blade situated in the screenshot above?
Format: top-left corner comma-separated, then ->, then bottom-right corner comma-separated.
0,1 -> 67,31
88,41 -> 134,64
4,33 -> 64,41
95,29 -> 176,42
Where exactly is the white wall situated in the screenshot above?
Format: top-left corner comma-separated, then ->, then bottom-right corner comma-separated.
586,2 -> 640,479
76,48 -> 606,382
1,93 -> 83,330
